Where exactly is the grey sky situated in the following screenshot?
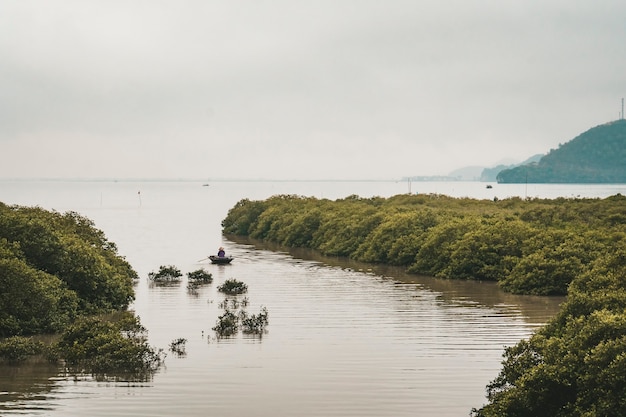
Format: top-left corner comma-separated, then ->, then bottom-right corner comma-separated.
1,0 -> 625,180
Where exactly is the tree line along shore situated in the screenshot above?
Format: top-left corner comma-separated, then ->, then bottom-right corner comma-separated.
222,192 -> 626,416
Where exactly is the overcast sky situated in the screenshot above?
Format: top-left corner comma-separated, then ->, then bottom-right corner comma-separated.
1,1 -> 625,180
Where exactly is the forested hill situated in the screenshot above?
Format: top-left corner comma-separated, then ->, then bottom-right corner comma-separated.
497,119 -> 626,183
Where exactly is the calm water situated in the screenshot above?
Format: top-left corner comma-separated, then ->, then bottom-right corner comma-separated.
1,180 -> 622,416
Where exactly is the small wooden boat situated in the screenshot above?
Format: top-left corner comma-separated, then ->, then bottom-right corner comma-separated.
209,255 -> 234,264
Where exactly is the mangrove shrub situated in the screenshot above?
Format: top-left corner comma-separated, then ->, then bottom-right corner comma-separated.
221,193 -> 626,297
472,242 -> 626,416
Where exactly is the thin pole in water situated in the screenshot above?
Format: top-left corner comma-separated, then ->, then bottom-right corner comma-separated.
138,190 -> 142,207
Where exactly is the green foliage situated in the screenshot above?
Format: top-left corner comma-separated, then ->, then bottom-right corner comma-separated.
472,243 -> 626,416
220,192 -> 626,414
221,193 -> 626,297
217,278 -> 248,295
186,269 -> 213,282
212,306 -> 269,338
0,254 -> 79,336
212,309 -> 239,337
213,276 -> 268,338
0,202 -> 162,379
499,230 -> 604,295
409,216 -> 478,276
56,313 -> 164,380
315,204 -> 383,257
353,209 -> 437,265
497,119 -> 626,183
169,338 -> 187,356
148,265 -> 183,281
442,219 -> 535,281
240,307 -> 269,335
186,269 -> 213,293
0,336 -> 44,363
0,203 -> 136,318
222,198 -> 267,235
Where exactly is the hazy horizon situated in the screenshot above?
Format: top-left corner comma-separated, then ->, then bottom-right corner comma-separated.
2,1 -> 625,180
0,176 -> 466,182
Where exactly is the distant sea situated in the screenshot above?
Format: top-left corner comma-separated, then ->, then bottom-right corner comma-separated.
2,178 -> 624,203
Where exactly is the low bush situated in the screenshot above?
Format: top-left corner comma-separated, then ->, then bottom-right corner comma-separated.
187,269 -> 213,283
169,338 -> 187,356
148,265 -> 182,282
0,336 -> 44,363
240,307 -> 269,335
217,279 -> 248,295
212,310 -> 239,337
56,313 -> 164,381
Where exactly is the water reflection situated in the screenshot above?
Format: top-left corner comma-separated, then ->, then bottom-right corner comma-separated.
226,235 -> 565,326
0,360 -> 59,414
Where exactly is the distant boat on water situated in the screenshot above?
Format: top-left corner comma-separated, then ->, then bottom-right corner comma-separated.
209,255 -> 233,264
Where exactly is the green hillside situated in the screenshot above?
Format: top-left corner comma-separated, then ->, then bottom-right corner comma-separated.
497,119 -> 626,183
480,154 -> 542,182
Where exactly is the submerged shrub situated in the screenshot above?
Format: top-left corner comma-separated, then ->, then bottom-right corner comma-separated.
169,338 -> 187,356
187,269 -> 213,283
56,314 -> 164,380
148,265 -> 182,282
212,310 -> 239,337
240,307 -> 269,335
213,279 -> 269,338
217,279 -> 248,295
187,269 -> 213,292
218,297 -> 249,310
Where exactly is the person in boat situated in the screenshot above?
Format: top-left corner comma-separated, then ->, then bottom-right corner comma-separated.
217,247 -> 226,258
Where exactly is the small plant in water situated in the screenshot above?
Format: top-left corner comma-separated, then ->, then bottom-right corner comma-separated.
217,278 -> 248,295
187,269 -> 213,292
148,265 -> 183,282
218,297 -> 249,310
211,278 -> 269,339
187,269 -> 213,283
57,314 -> 164,381
240,307 -> 269,335
212,309 -> 239,337
169,338 -> 187,356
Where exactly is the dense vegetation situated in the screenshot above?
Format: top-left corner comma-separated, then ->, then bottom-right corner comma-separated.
0,202 -> 161,379
497,119 -> 626,183
472,244 -> 626,416
0,202 -> 137,336
222,193 -> 625,296
222,193 -> 626,415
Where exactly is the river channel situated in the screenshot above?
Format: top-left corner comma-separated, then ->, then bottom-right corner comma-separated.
1,179 -> 608,416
